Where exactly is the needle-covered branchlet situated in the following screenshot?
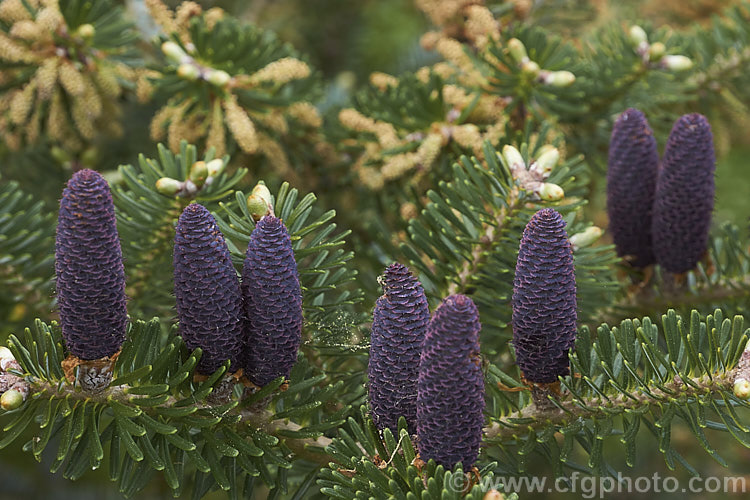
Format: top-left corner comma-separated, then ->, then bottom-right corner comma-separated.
173,203 -> 245,376
512,209 -> 577,390
652,113 -> 716,274
417,294 -> 484,469
606,108 -> 659,268
56,170 -> 127,391
368,263 -> 429,434
241,215 -> 303,386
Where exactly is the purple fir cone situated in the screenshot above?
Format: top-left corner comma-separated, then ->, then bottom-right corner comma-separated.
417,295 -> 484,469
242,215 -> 303,386
606,108 -> 659,268
512,208 -> 577,384
368,263 -> 429,434
652,113 -> 716,273
173,204 -> 245,374
55,169 -> 127,360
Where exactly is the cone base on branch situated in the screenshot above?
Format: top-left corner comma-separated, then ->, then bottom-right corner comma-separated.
193,370 -> 244,404
524,379 -> 562,412
62,351 -> 120,393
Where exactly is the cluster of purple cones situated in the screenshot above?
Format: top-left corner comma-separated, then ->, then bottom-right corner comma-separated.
55,170 -> 302,386
607,109 -> 716,273
368,263 -> 484,469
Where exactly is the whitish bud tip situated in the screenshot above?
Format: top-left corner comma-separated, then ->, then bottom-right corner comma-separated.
161,41 -> 188,62
570,226 -> 603,250
537,182 -> 565,201
734,379 -> 750,400
206,158 -> 225,177
629,26 -> 648,46
206,69 -> 231,87
177,63 -> 200,81
502,145 -> 525,169
543,70 -> 575,87
251,182 -> 273,207
156,177 -> 183,196
507,38 -> 528,64
530,147 -> 560,176
661,55 -> 693,71
0,347 -> 14,364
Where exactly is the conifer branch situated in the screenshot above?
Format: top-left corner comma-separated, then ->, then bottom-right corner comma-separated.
484,370 -> 736,441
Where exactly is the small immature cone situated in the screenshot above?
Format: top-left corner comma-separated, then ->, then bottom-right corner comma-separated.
417,295 -> 484,469
242,215 -> 303,386
368,263 -> 429,434
652,113 -> 716,273
606,108 -> 659,268
55,169 -> 127,360
174,204 -> 245,375
512,209 -> 577,384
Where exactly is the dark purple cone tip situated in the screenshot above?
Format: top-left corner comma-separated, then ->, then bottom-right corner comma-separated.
652,113 -> 716,273
606,108 -> 659,268
512,208 -> 577,384
368,263 -> 429,434
173,203 -> 245,375
417,294 -> 484,469
241,215 -> 303,386
55,169 -> 128,360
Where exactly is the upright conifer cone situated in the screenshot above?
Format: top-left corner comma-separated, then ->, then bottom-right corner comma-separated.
173,203 -> 245,375
55,169 -> 127,360
652,113 -> 716,273
512,208 -> 577,384
606,108 -> 659,268
242,215 -> 303,386
417,295 -> 484,468
368,263 -> 429,434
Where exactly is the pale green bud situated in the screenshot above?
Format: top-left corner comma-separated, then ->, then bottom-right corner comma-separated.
531,147 -> 560,176
570,226 -> 603,250
537,182 -> 564,201
156,177 -> 183,196
734,378 -> 750,400
628,25 -> 648,47
206,69 -> 231,88
76,24 -> 95,40
543,70 -> 575,87
648,42 -> 665,61
252,182 -> 273,208
520,60 -> 540,77
161,41 -> 188,63
189,161 -> 209,187
247,194 -> 271,221
0,389 -> 23,410
502,145 -> 525,169
206,158 -> 226,177
177,63 -> 200,81
507,38 -> 528,64
661,55 -> 693,71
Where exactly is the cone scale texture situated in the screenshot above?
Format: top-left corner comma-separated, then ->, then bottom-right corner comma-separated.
242,215 -> 303,386
417,294 -> 484,469
368,263 -> 429,434
55,169 -> 127,360
652,113 -> 716,273
173,203 -> 245,375
512,208 -> 577,384
606,108 -> 659,268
